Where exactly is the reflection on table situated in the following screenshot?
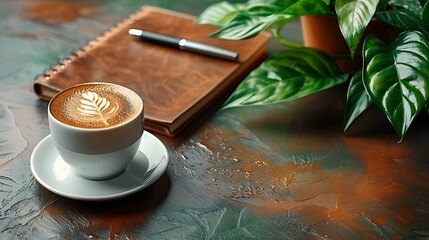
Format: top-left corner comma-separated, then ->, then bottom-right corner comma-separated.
1,0 -> 429,239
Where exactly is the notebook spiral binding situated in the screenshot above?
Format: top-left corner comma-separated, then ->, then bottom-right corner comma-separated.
34,7 -> 148,82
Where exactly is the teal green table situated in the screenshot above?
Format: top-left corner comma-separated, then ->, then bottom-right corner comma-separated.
1,0 -> 428,239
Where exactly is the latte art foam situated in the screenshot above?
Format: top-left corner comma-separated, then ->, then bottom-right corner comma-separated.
50,83 -> 141,129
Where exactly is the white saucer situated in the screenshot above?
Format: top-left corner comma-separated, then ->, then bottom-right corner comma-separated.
30,132 -> 169,201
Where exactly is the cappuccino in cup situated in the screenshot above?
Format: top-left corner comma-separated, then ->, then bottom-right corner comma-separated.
50,83 -> 141,129
48,82 -> 144,180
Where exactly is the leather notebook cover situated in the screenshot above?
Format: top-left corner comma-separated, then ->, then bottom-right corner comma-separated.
33,6 -> 271,136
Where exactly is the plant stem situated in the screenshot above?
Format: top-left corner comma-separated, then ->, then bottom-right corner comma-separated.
270,28 -> 302,48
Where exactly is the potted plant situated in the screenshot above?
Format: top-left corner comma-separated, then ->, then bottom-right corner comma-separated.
196,0 -> 429,141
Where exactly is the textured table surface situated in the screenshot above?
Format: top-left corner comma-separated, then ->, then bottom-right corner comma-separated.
1,0 -> 428,239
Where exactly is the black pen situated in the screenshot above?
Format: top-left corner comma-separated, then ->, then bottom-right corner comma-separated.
128,29 -> 239,61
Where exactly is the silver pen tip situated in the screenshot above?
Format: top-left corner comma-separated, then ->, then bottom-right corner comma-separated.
128,29 -> 143,37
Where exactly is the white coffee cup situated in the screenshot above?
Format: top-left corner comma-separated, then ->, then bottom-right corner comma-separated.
48,82 -> 144,180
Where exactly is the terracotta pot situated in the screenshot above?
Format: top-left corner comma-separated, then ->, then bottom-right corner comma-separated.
300,15 -> 399,73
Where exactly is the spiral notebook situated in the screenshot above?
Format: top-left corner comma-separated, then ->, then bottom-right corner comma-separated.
33,6 -> 271,136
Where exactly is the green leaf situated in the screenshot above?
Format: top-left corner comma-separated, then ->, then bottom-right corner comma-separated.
274,0 -> 332,28
195,1 -> 245,27
343,70 -> 373,131
210,12 -> 277,40
363,31 -> 429,140
423,2 -> 429,30
210,0 -> 330,40
221,48 -> 349,110
376,9 -> 429,35
377,0 -> 390,10
335,0 -> 380,58
279,0 -> 331,15
389,0 -> 423,13
245,0 -> 293,13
